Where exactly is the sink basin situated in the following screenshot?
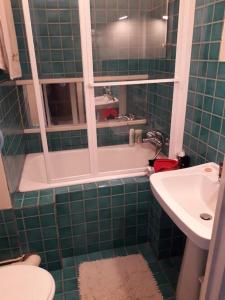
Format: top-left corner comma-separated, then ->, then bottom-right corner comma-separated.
95,95 -> 119,106
150,163 -> 219,250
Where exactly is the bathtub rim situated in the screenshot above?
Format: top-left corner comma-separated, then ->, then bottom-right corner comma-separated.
19,143 -> 164,192
19,169 -> 147,192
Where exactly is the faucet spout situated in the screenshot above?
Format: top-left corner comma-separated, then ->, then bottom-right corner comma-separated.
143,129 -> 168,160
103,86 -> 116,101
116,114 -> 135,121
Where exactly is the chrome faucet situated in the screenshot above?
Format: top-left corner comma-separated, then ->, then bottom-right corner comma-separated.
116,114 -> 136,121
103,86 -> 116,101
143,129 -> 168,160
143,130 -> 166,147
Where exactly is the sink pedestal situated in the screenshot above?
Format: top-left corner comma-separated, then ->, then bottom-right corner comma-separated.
176,238 -> 208,300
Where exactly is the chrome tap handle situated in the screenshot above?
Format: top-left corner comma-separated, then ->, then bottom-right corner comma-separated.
146,130 -> 163,139
103,86 -> 111,95
143,129 -> 166,147
146,131 -> 155,138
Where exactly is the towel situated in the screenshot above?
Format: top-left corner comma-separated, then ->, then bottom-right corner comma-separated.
0,0 -> 21,79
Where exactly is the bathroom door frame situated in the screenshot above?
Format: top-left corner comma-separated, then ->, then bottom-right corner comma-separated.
21,0 -> 196,182
200,157 -> 225,300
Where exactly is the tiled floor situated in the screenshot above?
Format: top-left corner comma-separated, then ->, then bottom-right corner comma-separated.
51,243 -> 182,300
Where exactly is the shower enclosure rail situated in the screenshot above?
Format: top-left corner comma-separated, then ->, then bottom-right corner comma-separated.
20,0 -> 196,184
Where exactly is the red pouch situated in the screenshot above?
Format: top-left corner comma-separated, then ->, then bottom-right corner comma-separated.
154,159 -> 179,173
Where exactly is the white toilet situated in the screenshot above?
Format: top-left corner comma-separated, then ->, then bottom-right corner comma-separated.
0,265 -> 55,300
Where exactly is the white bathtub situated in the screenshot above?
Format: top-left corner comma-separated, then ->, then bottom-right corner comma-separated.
19,143 -> 164,191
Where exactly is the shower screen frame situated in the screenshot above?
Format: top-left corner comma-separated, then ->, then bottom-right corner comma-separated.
21,0 -> 196,184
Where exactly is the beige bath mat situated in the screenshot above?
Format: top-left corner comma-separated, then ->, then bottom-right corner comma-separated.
79,254 -> 163,300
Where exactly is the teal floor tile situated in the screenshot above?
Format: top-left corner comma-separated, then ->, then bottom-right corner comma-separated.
64,278 -> 77,292
154,272 -> 169,285
148,261 -> 164,274
75,254 -> 89,265
87,251 -> 102,261
113,247 -> 127,256
63,267 -> 76,280
101,249 -> 115,258
159,283 -> 175,298
51,269 -> 62,282
63,257 -> 76,268
51,243 -> 180,299
55,281 -> 63,294
126,244 -> 139,254
64,290 -> 80,300
54,294 -> 64,300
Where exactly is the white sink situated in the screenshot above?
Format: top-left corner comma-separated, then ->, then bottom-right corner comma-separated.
150,163 -> 220,300
150,162 -> 219,250
95,95 -> 119,106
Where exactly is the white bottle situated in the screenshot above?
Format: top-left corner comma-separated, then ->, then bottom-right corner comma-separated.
146,166 -> 154,176
135,129 -> 143,143
129,128 -> 135,146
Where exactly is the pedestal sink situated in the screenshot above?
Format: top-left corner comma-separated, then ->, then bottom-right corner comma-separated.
150,163 -> 219,300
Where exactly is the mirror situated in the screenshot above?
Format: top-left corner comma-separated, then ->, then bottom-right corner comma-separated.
22,80 -> 148,128
90,0 -> 171,78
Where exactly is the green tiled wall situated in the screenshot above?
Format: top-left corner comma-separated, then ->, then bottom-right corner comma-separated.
97,125 -> 147,147
100,58 -> 176,79
13,189 -> 62,270
148,196 -> 185,258
0,70 -> 8,82
91,0 -> 179,78
25,130 -> 88,153
147,83 -> 174,139
11,0 -> 179,154
125,0 -> 179,151
2,176 -> 185,269
184,0 -> 225,164
55,177 -> 150,257
12,0 -> 178,79
24,125 -> 147,153
126,83 -> 173,155
127,85 -> 148,119
11,0 -> 82,79
25,133 -> 43,153
0,72 -> 26,192
127,83 -> 173,135
0,209 -> 21,260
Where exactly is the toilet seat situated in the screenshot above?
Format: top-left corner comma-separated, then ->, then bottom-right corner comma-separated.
0,265 -> 55,300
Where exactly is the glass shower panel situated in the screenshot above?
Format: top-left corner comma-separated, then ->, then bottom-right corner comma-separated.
95,83 -> 174,147
96,83 -> 174,172
29,0 -> 82,79
18,0 -> 92,180
90,0 -> 179,81
26,0 -> 88,151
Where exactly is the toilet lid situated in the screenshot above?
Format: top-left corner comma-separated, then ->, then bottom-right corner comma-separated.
0,265 -> 55,300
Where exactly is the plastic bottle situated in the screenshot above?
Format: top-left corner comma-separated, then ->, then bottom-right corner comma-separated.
177,150 -> 190,168
146,166 -> 155,176
129,128 -> 135,146
135,129 -> 143,143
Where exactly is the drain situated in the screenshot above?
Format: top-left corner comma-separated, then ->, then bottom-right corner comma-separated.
200,213 -> 212,221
